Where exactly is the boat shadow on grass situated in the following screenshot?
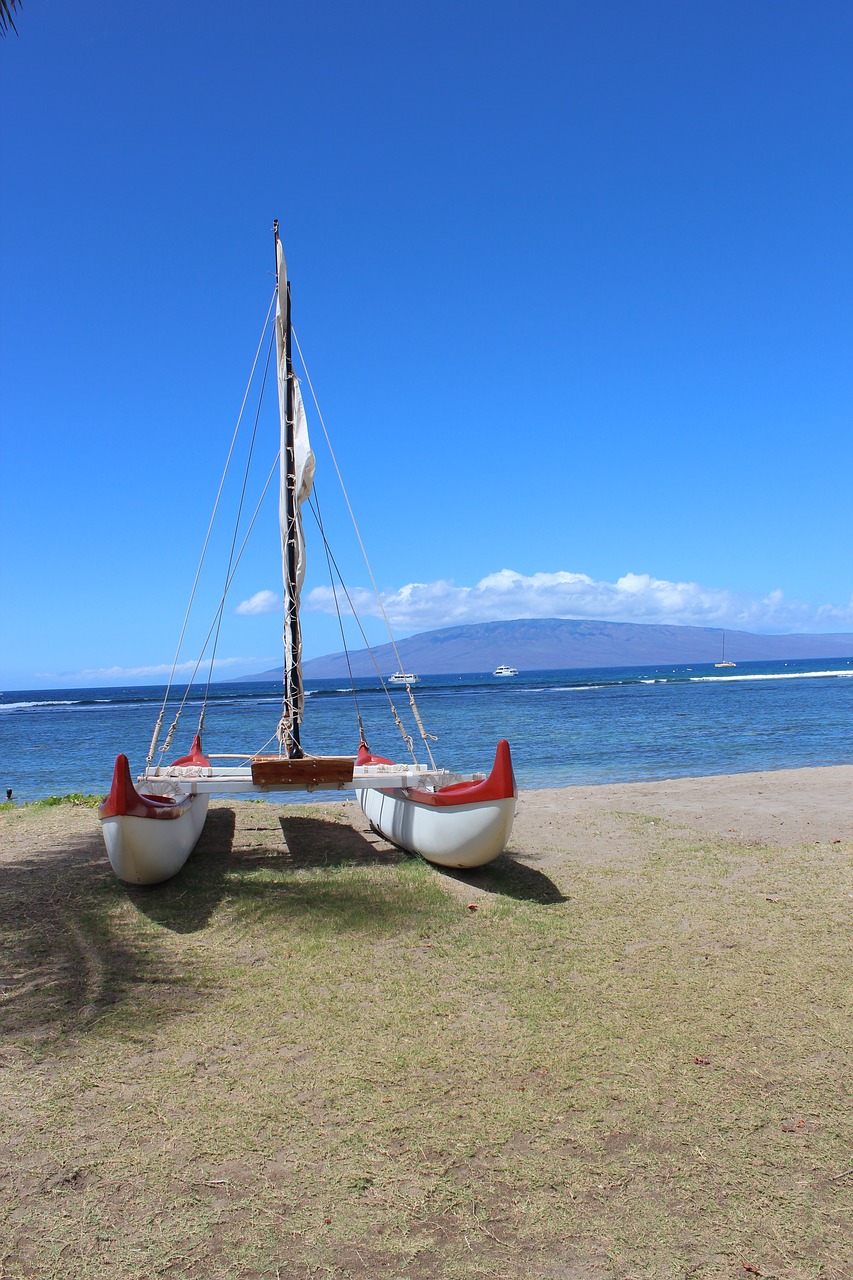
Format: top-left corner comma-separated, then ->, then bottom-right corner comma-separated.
128,810 -> 415,938
196,812 -> 448,937
0,807 -> 412,1044
123,806 -> 238,935
439,852 -> 567,905
275,814 -> 567,908
276,812 -> 567,907
277,813 -> 408,870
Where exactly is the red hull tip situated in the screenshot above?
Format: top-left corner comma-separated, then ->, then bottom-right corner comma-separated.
99,753 -> 133,819
492,739 -> 516,800
171,734 -> 211,767
356,743 -> 391,767
99,753 -> 182,820
412,738 -> 515,807
355,739 -> 515,806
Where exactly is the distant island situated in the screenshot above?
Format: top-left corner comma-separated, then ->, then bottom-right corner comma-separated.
240,617 -> 853,681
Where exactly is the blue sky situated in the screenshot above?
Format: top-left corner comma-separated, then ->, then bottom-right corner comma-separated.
1,0 -> 851,689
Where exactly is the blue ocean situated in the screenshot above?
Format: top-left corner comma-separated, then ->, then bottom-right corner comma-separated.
1,657 -> 852,803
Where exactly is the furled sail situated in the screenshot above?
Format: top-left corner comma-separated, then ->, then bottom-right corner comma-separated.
275,235 -> 315,752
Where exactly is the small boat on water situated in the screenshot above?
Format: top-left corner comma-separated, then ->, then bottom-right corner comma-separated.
714,633 -> 736,669
99,225 -> 516,884
493,664 -> 518,677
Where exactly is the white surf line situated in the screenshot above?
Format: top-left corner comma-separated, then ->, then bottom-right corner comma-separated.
690,669 -> 853,683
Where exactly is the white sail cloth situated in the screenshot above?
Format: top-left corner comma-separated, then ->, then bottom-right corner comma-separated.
275,239 -> 315,743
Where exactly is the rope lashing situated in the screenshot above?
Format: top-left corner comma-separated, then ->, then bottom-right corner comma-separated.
391,704 -> 415,760
276,715 -> 301,756
160,716 -> 180,757
407,689 -> 437,769
146,709 -> 166,769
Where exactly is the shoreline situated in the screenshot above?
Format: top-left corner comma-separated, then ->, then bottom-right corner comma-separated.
2,762 -> 851,864
4,656 -> 853,804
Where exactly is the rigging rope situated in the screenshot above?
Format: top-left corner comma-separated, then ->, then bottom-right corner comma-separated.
199,326 -> 276,722
310,486 -> 368,750
305,493 -> 428,768
146,286 -> 277,768
147,289 -> 441,776
154,451 -> 281,767
293,328 -> 438,768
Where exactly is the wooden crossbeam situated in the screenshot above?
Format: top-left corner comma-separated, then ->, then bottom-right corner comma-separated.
250,755 -> 356,790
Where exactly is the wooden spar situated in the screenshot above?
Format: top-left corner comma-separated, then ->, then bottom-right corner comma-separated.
278,224 -> 303,757
251,755 -> 355,789
284,274 -> 302,755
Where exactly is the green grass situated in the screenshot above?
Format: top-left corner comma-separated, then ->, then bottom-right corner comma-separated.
0,793 -> 103,811
1,799 -> 850,1279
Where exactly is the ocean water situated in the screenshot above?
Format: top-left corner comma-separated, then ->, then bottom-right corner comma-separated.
1,657 -> 852,803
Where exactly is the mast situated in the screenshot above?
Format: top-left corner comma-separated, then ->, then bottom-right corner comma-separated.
275,221 -> 305,757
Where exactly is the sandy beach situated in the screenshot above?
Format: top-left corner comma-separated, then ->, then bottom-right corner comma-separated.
2,765 -> 851,1279
514,763 -> 853,853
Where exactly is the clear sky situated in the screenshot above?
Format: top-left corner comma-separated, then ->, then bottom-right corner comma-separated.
1,0 -> 851,689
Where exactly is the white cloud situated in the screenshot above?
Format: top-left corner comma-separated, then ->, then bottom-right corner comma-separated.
303,569 -> 853,634
52,656 -> 265,682
234,589 -> 280,616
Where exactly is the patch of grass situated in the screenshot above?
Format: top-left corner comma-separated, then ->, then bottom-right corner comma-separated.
1,799 -> 851,1279
2,792 -> 103,810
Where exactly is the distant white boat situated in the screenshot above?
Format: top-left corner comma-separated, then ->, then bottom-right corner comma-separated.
389,672 -> 419,684
493,665 -> 518,677
714,633 -> 736,668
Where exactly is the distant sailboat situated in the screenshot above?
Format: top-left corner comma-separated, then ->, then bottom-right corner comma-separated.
714,633 -> 736,668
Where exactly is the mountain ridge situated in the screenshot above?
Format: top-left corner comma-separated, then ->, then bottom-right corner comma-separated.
240,618 -> 853,680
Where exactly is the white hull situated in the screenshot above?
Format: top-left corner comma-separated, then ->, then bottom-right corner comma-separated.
354,740 -> 517,869
357,785 -> 515,868
101,794 -> 209,885
99,751 -> 210,885
356,788 -> 514,870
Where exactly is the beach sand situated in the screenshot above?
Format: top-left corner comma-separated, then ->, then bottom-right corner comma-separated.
2,765 -> 851,1279
514,762 -> 853,854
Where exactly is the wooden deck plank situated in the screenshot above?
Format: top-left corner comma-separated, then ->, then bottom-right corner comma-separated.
250,755 -> 356,789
